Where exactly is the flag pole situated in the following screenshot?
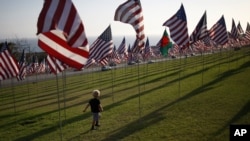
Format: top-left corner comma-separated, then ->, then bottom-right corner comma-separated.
111,62 -> 115,103
218,46 -> 222,74
178,50 -> 182,97
165,55 -> 168,81
62,70 -> 67,122
26,73 -> 31,109
11,78 -> 17,128
201,49 -> 205,87
144,56 -> 149,93
137,59 -> 141,120
227,45 -> 232,70
55,73 -> 63,141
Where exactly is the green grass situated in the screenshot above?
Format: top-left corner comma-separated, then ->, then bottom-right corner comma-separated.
0,48 -> 250,141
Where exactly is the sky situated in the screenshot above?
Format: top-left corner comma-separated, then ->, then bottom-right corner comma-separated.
1,0 -> 250,44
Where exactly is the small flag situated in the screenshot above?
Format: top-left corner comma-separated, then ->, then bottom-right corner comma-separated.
17,49 -> 26,81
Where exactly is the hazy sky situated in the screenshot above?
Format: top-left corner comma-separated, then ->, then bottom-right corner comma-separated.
1,0 -> 250,41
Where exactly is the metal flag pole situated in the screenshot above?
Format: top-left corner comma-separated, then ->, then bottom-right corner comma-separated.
165,56 -> 169,82
62,70 -> 67,122
55,73 -> 63,141
178,50 -> 182,97
201,49 -> 205,87
11,78 -> 17,128
227,46 -> 232,70
137,59 -> 141,120
25,74 -> 31,109
111,63 -> 115,103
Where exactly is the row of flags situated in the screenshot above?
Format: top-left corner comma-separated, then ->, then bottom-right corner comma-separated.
0,44 -> 49,81
1,0 -> 250,81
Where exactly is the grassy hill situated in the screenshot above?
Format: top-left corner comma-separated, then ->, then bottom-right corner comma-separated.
0,47 -> 250,141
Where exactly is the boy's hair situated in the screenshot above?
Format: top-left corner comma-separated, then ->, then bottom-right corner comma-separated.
92,90 -> 100,98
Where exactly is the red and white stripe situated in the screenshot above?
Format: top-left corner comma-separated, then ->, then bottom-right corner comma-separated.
38,30 -> 88,70
46,55 -> 67,74
37,0 -> 89,70
114,0 -> 145,49
37,0 -> 88,48
0,43 -> 19,80
163,4 -> 189,49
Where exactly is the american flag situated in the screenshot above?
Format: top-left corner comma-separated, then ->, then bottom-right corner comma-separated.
26,55 -> 38,75
163,4 -> 189,49
46,55 -> 67,74
110,47 -> 121,64
245,22 -> 250,41
17,49 -> 26,81
37,58 -> 46,73
114,0 -> 145,51
85,25 -> 114,68
37,0 -> 89,70
144,37 -> 152,60
230,19 -> 238,40
237,22 -> 244,35
131,38 -> 142,53
117,37 -> 128,60
190,11 -> 207,44
169,44 -> 180,57
127,45 -> 134,62
208,15 -> 228,45
0,42 -> 19,80
117,37 -> 127,55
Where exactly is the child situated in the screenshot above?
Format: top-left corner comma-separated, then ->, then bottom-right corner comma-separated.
83,90 -> 103,130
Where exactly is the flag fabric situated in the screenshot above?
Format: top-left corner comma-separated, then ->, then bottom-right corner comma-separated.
99,57 -> 109,66
17,49 -> 26,81
26,55 -> 38,74
237,22 -> 244,35
37,0 -> 89,70
117,37 -> 128,60
0,42 -> 19,80
144,37 -> 151,59
38,30 -> 88,70
189,11 -> 207,44
245,22 -> 250,40
110,47 -> 121,64
85,25 -> 114,68
117,37 -> 127,55
160,29 -> 172,57
46,55 -> 67,74
168,44 -> 180,57
163,4 -> 189,49
127,45 -> 134,62
230,19 -> 238,40
131,38 -> 142,53
209,15 -> 228,45
37,58 -> 46,73
114,0 -> 145,51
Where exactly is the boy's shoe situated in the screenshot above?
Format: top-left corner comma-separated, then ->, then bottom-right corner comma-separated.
91,127 -> 96,130
95,124 -> 100,127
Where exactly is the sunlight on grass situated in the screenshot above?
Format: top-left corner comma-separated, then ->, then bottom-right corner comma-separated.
0,47 -> 250,141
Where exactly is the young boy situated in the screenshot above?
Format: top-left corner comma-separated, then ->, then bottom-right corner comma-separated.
83,90 -> 103,130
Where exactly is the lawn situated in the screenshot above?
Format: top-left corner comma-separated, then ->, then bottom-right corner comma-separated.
0,47 -> 250,141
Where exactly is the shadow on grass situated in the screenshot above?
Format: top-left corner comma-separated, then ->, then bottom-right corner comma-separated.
11,56 -> 250,140
212,100 -> 250,138
12,62 -> 204,141
211,61 -> 250,138
99,60 -> 250,141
